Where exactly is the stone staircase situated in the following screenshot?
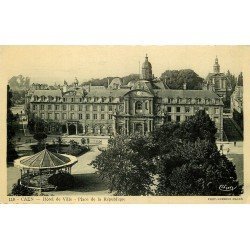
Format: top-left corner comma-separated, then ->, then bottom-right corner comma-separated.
223,118 -> 243,141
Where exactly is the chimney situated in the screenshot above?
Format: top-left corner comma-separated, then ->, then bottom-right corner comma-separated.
183,82 -> 187,90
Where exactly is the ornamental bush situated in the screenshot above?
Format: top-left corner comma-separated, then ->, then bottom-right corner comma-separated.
10,183 -> 34,196
48,172 -> 75,190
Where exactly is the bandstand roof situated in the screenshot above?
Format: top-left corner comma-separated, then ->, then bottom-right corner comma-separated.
14,149 -> 78,170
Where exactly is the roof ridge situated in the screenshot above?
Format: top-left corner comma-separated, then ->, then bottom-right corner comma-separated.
22,149 -> 45,167
45,149 -> 56,168
39,149 -> 47,169
48,150 -> 68,165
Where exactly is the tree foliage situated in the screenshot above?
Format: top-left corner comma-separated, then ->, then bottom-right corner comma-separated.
8,75 -> 30,91
93,110 -> 242,196
92,135 -> 157,196
48,172 -> 75,190
10,183 -> 34,196
7,85 -> 18,162
160,69 -> 204,90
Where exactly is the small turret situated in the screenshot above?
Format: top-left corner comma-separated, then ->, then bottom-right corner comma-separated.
213,56 -> 220,73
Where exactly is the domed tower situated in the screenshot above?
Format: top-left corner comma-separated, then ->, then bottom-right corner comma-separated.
142,54 -> 153,81
213,56 -> 220,73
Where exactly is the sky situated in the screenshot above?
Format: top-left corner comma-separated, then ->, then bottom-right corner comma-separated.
0,46 -> 248,85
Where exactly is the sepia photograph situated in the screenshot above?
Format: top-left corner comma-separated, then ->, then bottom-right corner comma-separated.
0,45 -> 247,203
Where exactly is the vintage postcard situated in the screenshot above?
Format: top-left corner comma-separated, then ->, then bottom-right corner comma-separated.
0,45 -> 249,203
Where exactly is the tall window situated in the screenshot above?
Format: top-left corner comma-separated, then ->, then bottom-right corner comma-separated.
93,114 -> 98,119
40,105 -> 44,110
48,105 -> 52,110
86,105 -> 90,111
101,114 -> 105,119
176,115 -> 181,122
79,105 -> 82,111
101,105 -> 105,111
185,107 -> 190,113
63,104 -> 66,110
86,114 -> 90,119
108,114 -> 112,119
55,113 -> 59,120
176,107 -> 181,113
63,113 -> 67,120
55,105 -> 59,110
79,114 -> 83,120
70,105 -> 74,111
167,106 -> 172,112
135,101 -> 142,110
93,105 -> 98,111
166,115 -> 171,122
108,105 -> 113,111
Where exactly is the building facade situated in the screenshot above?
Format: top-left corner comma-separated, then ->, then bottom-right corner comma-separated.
231,72 -> 243,114
26,55 -> 224,140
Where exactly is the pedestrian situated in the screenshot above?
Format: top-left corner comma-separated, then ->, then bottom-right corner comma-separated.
234,141 -> 236,147
227,148 -> 230,155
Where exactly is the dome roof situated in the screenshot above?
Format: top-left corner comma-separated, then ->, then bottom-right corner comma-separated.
142,54 -> 152,68
15,149 -> 78,170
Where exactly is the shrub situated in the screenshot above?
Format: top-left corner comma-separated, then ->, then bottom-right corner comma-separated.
48,172 -> 75,190
33,132 -> 47,142
10,183 -> 34,196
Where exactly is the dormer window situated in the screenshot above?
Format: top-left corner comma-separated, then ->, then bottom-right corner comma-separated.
94,97 -> 99,102
167,98 -> 172,104
109,97 -> 112,103
101,97 -> 105,102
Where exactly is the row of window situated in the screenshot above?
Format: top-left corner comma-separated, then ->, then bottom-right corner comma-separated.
33,104 -> 114,112
34,96 -> 118,103
165,115 -> 220,123
163,98 -> 220,105
39,113 -> 113,120
164,106 -> 220,114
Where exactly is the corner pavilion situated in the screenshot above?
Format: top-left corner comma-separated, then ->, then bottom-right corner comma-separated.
14,149 -> 78,191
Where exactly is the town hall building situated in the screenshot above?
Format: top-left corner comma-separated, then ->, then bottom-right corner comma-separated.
25,55 -> 224,140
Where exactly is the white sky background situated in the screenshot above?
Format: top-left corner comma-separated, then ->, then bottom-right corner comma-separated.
0,45 -> 247,84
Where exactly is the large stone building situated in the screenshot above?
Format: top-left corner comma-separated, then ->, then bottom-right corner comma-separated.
26,55 -> 224,140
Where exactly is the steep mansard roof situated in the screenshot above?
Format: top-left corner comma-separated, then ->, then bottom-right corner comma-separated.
155,89 -> 222,100
30,85 -> 221,101
33,89 -> 63,97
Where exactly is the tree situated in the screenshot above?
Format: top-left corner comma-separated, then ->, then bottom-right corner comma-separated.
160,69 -> 204,89
33,132 -> 47,151
56,136 -> 64,153
8,75 -> 30,91
122,74 -> 140,85
7,85 -> 18,162
92,135 -> 157,195
177,110 -> 217,143
93,110 -> 242,196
